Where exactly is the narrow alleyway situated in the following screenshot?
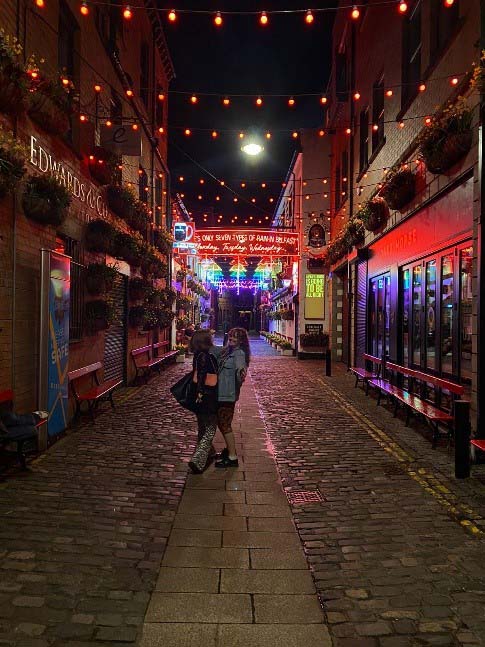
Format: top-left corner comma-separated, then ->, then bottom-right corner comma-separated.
1,339 -> 485,646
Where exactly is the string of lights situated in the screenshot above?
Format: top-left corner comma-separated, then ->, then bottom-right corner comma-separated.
34,0 -> 458,24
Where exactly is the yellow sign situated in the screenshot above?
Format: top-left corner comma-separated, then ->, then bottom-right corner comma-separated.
305,274 -> 325,319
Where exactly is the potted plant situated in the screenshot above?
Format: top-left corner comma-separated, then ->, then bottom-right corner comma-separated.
22,175 -> 71,226
176,316 -> 190,331
381,167 -> 416,210
128,201 -> 151,234
107,184 -> 136,219
176,295 -> 193,311
85,299 -> 114,333
28,75 -> 73,137
281,309 -> 295,321
129,277 -> 150,301
280,341 -> 293,356
141,253 -> 168,279
358,197 -> 389,233
85,219 -> 116,255
0,127 -> 26,199
128,305 -> 145,328
154,228 -> 173,255
159,287 -> 176,308
113,232 -> 142,267
85,263 -> 118,296
418,99 -> 473,174
158,308 -> 175,329
343,217 -> 365,248
0,31 -> 27,116
143,305 -> 160,330
88,148 -> 119,186
175,343 -> 187,363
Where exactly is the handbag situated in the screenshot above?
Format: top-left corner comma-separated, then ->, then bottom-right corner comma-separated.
170,371 -> 198,413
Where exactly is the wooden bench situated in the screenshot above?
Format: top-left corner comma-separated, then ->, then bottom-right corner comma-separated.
0,390 -> 47,470
131,343 -> 178,383
68,362 -> 122,422
368,361 -> 463,448
349,353 -> 382,393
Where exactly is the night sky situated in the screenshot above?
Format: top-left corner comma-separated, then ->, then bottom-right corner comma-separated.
164,2 -> 334,229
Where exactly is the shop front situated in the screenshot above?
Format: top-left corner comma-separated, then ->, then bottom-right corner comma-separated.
365,177 -> 473,388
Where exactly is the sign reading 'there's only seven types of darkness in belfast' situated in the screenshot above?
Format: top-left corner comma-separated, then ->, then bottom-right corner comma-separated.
194,229 -> 299,257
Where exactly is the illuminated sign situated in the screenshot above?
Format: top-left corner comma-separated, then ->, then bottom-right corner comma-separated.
173,222 -> 195,243
305,273 -> 325,319
195,229 -> 299,257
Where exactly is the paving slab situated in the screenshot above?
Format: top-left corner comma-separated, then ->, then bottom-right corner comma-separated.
154,567 -> 220,593
145,592 -> 252,623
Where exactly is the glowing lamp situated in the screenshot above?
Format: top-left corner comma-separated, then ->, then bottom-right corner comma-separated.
214,11 -> 223,26
126,88 -> 134,97
266,132 -> 271,139
260,11 -> 268,25
158,93 -> 165,101
386,89 -> 393,97
256,96 -> 263,106
372,123 -> 378,131
80,114 -> 87,122
220,180 -> 225,185
179,176 -> 184,182
241,143 -> 264,156
288,97 -> 295,106
239,132 -> 245,139
318,130 -> 325,136
346,127 -> 352,135
168,9 -> 176,21
353,92 -> 361,100
158,126 -> 164,134
190,94 -> 198,104
212,130 -> 218,138
398,121 -> 405,128
450,76 -> 458,85
222,97 -> 230,106
123,5 -> 132,19
444,0 -> 454,5
94,84 -> 102,92
80,1 -> 89,16
425,117 -> 432,125
351,6 -> 360,19
419,83 -> 426,92
61,77 -> 69,86
35,0 -> 45,7
305,10 -> 314,24
320,96 -> 327,105
398,1 -> 408,13
292,131 -> 298,138
184,129 -> 191,136
106,120 -> 112,127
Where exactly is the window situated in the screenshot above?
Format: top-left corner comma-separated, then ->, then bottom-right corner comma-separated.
431,0 -> 459,61
441,254 -> 454,375
58,2 -> 78,78
425,259 -> 437,370
140,41 -> 150,108
371,78 -> 384,152
369,274 -> 391,359
139,167 -> 148,203
402,1 -> 422,106
460,246 -> 472,380
359,107 -> 369,172
412,264 -> 422,365
57,236 -> 83,342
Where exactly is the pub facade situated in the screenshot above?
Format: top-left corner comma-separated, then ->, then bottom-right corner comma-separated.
325,0 -> 481,430
0,0 -> 174,436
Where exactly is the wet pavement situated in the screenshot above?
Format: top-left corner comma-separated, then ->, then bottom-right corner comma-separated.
0,338 -> 484,646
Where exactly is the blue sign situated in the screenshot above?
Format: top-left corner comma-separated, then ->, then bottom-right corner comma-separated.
47,253 -> 70,436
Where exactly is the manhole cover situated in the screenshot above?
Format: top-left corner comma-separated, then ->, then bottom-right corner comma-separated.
286,490 -> 324,505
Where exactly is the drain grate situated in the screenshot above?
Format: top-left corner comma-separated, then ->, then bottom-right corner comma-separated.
286,490 -> 324,505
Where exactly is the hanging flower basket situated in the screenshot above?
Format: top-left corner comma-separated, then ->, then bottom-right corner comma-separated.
141,253 -> 167,278
418,101 -> 473,174
88,147 -> 119,186
143,305 -> 161,330
127,201 -> 151,234
326,235 -> 347,265
158,309 -> 175,328
0,32 -> 27,115
128,305 -> 145,328
343,217 -> 365,248
85,299 -> 113,333
107,184 -> 136,220
85,219 -> 116,255
28,79 -> 72,137
22,175 -> 71,226
159,286 -> 176,308
85,263 -> 118,296
381,168 -> 416,210
300,332 -> 329,349
358,197 -> 389,233
154,228 -> 173,255
129,277 -> 150,301
0,128 -> 27,199
113,232 -> 142,267
281,309 -> 294,321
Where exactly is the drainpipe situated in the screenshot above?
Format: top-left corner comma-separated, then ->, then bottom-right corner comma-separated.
347,22 -> 356,369
477,6 -> 485,437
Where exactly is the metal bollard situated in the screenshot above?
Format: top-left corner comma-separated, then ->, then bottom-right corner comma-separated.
325,349 -> 332,377
455,400 -> 471,479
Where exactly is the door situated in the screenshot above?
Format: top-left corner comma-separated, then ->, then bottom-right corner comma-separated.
103,272 -> 127,382
369,273 -> 390,360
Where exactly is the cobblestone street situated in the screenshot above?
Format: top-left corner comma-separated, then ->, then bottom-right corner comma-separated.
1,339 -> 485,646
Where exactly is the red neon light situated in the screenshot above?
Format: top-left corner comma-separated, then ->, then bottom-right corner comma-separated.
194,228 -> 299,257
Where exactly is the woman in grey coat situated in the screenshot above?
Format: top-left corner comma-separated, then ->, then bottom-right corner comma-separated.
215,328 -> 250,468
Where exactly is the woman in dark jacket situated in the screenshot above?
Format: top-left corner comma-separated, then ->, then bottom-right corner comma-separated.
188,330 -> 219,474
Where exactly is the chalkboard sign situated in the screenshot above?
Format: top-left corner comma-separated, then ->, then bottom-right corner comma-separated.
305,323 -> 323,335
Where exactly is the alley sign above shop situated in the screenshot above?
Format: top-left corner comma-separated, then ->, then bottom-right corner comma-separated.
195,229 -> 299,257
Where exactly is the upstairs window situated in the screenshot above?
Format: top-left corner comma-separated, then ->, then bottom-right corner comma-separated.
335,51 -> 348,101
430,0 -> 459,61
359,107 -> 369,172
402,1 -> 422,107
372,78 -> 385,153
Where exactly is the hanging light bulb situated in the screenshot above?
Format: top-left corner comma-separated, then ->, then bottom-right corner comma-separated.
419,82 -> 426,92
319,129 -> 325,136
190,94 -> 198,104
168,9 -> 176,21
35,0 -> 45,7
212,130 -> 218,138
351,5 -> 360,19
239,132 -> 245,139
222,97 -> 230,106
126,88 -> 134,97
353,91 -> 361,100
305,10 -> 314,24
106,120 -> 112,127
184,128 -> 191,136
260,11 -> 268,25
266,132 -> 271,139
320,96 -> 327,105
123,4 -> 132,19
444,0 -> 454,6
94,83 -> 102,92
292,131 -> 298,139
79,114 -> 88,122
132,123 -> 138,131
256,96 -> 263,106
80,1 -> 89,16
288,97 -> 295,106
214,11 -> 223,26
398,1 -> 408,13
386,89 -> 393,97
450,76 -> 459,85
158,126 -> 164,134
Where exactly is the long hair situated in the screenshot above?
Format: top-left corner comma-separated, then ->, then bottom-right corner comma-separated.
190,329 -> 213,353
225,327 -> 251,366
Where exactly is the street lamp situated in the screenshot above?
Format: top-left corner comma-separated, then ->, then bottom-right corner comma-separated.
241,142 -> 264,156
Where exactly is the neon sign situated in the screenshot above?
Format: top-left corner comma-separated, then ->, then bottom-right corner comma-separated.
195,229 -> 299,257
